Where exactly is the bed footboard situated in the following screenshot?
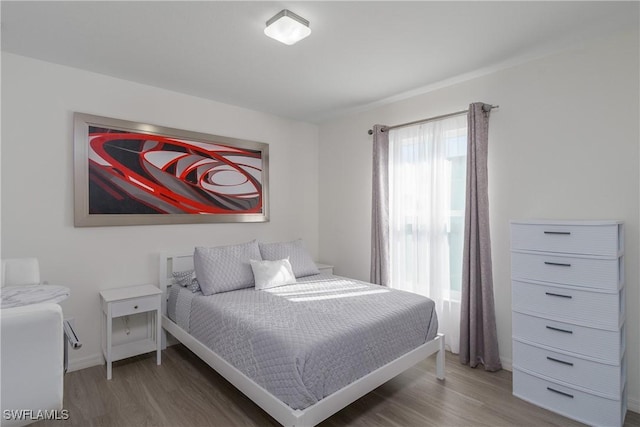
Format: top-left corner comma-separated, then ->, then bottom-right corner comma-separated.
164,314 -> 444,427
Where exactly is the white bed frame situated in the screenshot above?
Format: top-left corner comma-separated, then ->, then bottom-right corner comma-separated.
159,251 -> 445,427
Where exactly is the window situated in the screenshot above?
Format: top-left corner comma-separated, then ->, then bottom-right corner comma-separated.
388,114 -> 467,353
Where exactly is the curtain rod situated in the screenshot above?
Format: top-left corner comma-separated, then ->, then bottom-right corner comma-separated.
367,104 -> 499,135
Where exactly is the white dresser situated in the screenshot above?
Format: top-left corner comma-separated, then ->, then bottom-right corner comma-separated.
510,220 -> 626,427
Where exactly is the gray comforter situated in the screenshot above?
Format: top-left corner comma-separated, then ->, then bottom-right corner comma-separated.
170,274 -> 438,410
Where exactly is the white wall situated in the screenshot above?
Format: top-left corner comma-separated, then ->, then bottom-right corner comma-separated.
318,29 -> 640,411
2,27 -> 638,414
1,53 -> 320,370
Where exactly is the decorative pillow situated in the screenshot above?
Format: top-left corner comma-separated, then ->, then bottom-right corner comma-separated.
250,258 -> 296,290
171,270 -> 201,293
194,240 -> 262,295
259,239 -> 320,278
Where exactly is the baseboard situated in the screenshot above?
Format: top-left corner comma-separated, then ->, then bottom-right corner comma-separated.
628,396 -> 640,414
67,353 -> 103,373
500,356 -> 512,371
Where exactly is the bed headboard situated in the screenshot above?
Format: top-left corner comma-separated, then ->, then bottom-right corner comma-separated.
159,250 -> 194,315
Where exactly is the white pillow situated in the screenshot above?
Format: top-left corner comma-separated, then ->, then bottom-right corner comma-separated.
250,258 -> 296,290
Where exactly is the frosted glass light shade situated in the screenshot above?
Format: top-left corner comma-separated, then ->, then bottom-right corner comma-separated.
264,10 -> 311,45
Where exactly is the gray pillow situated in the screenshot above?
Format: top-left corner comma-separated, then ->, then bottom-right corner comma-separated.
171,270 -> 201,293
194,240 -> 262,295
259,239 -> 320,278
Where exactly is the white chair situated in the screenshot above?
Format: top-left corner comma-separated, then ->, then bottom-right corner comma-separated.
1,304 -> 64,427
0,258 -> 65,427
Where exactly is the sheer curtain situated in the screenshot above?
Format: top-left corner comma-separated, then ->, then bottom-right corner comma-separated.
389,115 -> 467,353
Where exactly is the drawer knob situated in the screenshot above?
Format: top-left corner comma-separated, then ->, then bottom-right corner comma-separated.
543,231 -> 571,235
546,325 -> 573,334
545,292 -> 572,299
134,305 -> 139,309
546,387 -> 574,399
544,261 -> 571,267
546,356 -> 574,366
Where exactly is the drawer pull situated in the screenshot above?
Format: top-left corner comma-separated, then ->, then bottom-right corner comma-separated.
543,231 -> 571,235
544,261 -> 571,267
546,325 -> 573,334
134,305 -> 139,309
546,356 -> 574,366
546,387 -> 574,399
545,292 -> 572,299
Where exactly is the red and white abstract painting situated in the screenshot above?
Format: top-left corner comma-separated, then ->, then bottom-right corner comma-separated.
74,113 -> 268,226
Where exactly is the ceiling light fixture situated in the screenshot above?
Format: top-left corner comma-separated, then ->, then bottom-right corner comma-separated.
264,9 -> 311,45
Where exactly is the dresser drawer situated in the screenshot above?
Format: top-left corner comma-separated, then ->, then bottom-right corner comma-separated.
511,252 -> 622,291
513,368 -> 626,427
511,222 -> 622,256
512,312 -> 624,362
111,294 -> 159,317
512,280 -> 624,329
513,340 -> 625,397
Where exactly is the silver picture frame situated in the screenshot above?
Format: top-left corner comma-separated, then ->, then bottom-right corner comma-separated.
74,113 -> 269,227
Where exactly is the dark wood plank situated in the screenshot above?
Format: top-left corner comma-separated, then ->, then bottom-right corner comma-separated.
35,346 -> 639,426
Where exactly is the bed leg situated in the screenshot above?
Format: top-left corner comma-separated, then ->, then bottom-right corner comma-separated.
161,328 -> 168,350
436,333 -> 445,380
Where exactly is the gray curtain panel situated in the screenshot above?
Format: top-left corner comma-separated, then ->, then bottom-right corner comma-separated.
370,125 -> 390,286
459,103 -> 502,371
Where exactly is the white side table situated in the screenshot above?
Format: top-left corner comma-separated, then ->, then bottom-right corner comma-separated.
100,284 -> 161,380
315,263 -> 334,275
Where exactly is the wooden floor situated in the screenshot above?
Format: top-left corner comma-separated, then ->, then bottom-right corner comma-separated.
37,345 -> 639,427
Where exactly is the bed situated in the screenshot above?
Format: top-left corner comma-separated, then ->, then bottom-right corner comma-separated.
159,249 -> 445,427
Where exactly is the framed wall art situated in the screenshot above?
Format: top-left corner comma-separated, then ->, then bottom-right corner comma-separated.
73,113 -> 269,227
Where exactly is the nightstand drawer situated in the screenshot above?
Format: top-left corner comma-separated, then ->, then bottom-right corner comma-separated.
511,251 -> 622,291
316,263 -> 334,275
512,312 -> 624,362
111,295 -> 159,317
512,280 -> 624,329
511,222 -> 622,256
513,340 -> 625,397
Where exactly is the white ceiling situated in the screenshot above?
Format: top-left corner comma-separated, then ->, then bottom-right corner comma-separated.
2,1 -> 638,123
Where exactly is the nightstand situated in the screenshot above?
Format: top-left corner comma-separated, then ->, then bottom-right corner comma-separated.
100,284 -> 162,379
316,263 -> 334,275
